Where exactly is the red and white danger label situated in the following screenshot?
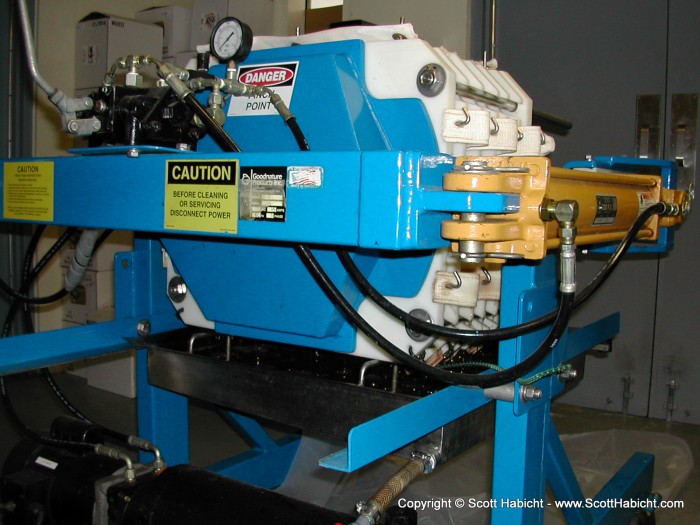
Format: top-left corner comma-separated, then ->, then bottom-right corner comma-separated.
228,61 -> 299,117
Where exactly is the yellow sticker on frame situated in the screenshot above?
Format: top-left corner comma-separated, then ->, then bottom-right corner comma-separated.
3,161 -> 55,221
164,159 -> 239,234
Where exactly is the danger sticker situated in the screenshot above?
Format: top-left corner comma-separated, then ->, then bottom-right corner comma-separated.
228,61 -> 299,117
164,160 -> 238,234
3,161 -> 54,221
240,166 -> 286,222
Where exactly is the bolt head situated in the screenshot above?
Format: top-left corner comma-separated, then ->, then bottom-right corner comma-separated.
559,369 -> 578,381
168,276 -> 188,303
419,70 -> 436,87
137,320 -> 151,337
522,385 -> 543,402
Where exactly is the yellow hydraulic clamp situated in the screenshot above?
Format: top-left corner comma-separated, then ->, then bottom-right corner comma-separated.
442,156 -> 689,261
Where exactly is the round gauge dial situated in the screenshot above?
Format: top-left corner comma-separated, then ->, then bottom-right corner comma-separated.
210,17 -> 253,62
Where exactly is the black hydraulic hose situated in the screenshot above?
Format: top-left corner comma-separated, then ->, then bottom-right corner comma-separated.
338,202 -> 668,343
0,229 -> 116,308
0,376 -> 93,451
183,92 -> 241,152
571,202 -> 667,305
296,244 -> 574,388
1,227 -> 76,321
1,225 -> 47,336
0,283 -> 67,306
287,116 -> 310,151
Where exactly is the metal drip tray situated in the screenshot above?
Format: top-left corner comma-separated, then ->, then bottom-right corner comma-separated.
140,329 -> 494,443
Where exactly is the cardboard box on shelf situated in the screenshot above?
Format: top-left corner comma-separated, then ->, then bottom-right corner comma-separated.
76,13 -> 163,90
190,0 -> 305,49
136,5 -> 192,57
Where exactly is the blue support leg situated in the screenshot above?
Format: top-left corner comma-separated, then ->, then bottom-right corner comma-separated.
207,411 -> 300,489
115,236 -> 189,465
136,349 -> 190,465
545,417 -> 593,524
590,453 -> 655,525
491,258 -> 558,525
492,399 -> 550,524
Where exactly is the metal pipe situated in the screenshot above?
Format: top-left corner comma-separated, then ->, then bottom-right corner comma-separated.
94,444 -> 136,482
456,81 -> 517,112
490,0 -> 497,62
358,359 -> 381,386
128,436 -> 166,473
16,0 -> 55,95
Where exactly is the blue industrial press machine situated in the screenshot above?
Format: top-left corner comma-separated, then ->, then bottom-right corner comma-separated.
0,6 -> 690,525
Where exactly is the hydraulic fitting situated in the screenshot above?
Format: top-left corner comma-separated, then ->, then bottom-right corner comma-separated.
207,85 -> 227,126
411,449 -> 438,474
155,61 -> 192,100
94,444 -> 136,483
128,435 -> 166,473
541,199 -> 579,293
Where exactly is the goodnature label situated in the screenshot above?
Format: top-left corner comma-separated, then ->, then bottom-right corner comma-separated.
164,160 -> 238,234
228,61 -> 299,116
239,166 -> 286,222
3,161 -> 54,221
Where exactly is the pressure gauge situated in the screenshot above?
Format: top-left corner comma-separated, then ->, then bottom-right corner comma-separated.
210,17 -> 253,63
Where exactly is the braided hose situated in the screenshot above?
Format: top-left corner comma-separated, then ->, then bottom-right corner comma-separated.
370,458 -> 425,511
352,457 -> 427,525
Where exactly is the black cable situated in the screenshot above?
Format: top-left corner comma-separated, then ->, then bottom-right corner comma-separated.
1,224 -> 47,336
183,92 -> 241,152
2,227 -> 76,336
337,202 -> 668,343
287,116 -> 310,151
0,229 -> 116,308
296,244 -> 574,388
284,103 -> 571,386
0,376 -> 93,451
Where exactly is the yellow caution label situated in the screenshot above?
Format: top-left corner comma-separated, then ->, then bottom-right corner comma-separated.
3,161 -> 54,221
164,159 -> 239,234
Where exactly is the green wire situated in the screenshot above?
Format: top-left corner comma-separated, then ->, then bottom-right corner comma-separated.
437,361 -> 573,385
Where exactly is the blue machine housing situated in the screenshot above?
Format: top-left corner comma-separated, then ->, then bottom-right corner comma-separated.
166,40 -> 450,350
201,40 -> 439,153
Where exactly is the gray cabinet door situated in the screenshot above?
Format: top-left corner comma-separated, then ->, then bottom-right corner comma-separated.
495,1 -> 699,422
649,1 -> 700,424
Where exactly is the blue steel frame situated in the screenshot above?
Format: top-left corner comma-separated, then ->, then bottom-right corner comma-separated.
0,148 -> 667,520
0,29 -> 671,520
